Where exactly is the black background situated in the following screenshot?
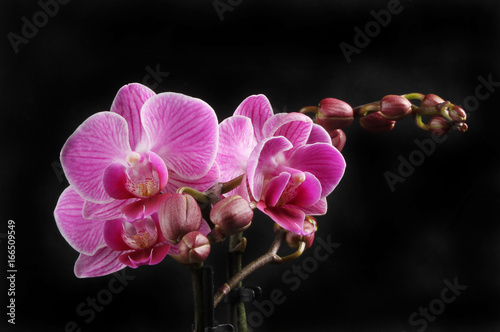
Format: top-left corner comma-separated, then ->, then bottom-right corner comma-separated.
1,0 -> 500,331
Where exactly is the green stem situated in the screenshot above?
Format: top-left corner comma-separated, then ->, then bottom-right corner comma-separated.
178,187 -> 210,204
298,105 -> 319,114
280,241 -> 306,263
403,92 -> 425,101
413,113 -> 430,130
229,233 -> 248,332
221,174 -> 245,194
190,264 -> 204,332
352,102 -> 379,117
358,103 -> 380,117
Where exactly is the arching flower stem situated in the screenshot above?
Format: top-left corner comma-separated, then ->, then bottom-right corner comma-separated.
214,229 -> 287,308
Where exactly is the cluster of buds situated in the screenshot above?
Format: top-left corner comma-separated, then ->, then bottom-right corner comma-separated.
157,193 -> 255,264
408,93 -> 468,135
158,193 -> 210,264
300,93 -> 468,150
158,188 -> 320,265
354,93 -> 468,135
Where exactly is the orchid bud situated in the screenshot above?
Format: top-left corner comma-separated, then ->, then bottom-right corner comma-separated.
177,231 -> 211,264
421,94 -> 445,108
359,112 -> 395,133
455,122 -> 468,133
329,129 -> 346,151
210,195 -> 253,236
286,216 -> 317,249
379,95 -> 412,120
428,117 -> 452,136
448,105 -> 467,122
315,98 -> 354,131
158,193 -> 202,245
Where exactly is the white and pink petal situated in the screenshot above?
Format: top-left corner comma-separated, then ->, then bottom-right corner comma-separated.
83,198 -> 137,220
233,94 -> 273,141
217,115 -> 257,182
246,136 -> 293,201
54,187 -> 107,256
262,112 -> 313,147
257,202 -> 306,235
142,92 -> 219,180
287,143 -> 346,197
164,162 -> 220,194
110,83 -> 155,151
61,112 -> 132,204
74,247 -> 126,278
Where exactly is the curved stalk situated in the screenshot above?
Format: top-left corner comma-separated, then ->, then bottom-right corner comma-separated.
220,174 -> 245,194
280,241 -> 306,263
214,230 -> 286,308
177,187 -> 210,204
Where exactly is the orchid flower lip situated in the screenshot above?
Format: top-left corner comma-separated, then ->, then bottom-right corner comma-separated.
103,151 -> 168,200
122,218 -> 158,250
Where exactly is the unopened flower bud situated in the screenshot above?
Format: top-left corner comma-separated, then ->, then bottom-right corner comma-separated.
286,216 -> 317,249
210,195 -> 253,236
329,129 -> 346,151
379,95 -> 412,120
177,231 -> 211,264
359,112 -> 395,133
428,117 -> 452,136
158,193 -> 202,244
421,94 -> 445,108
315,98 -> 354,131
455,122 -> 468,133
448,105 -> 467,122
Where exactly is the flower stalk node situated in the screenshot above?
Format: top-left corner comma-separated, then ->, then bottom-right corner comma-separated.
229,237 -> 247,253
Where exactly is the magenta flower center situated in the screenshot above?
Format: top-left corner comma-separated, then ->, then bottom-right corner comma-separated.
122,218 -> 158,249
125,152 -> 161,198
275,173 -> 305,206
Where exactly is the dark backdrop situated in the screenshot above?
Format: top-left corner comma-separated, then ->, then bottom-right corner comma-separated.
1,0 -> 499,331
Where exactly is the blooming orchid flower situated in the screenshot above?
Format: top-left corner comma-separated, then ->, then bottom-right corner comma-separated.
55,187 -> 213,277
54,187 -> 171,277
216,95 -> 346,235
61,83 -> 219,222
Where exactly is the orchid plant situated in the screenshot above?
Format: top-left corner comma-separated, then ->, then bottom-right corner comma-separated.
54,83 -> 467,331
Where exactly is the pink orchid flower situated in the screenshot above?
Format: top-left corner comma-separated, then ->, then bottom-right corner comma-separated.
217,95 -> 346,235
54,187 -> 171,277
55,187 -> 213,277
60,83 -> 219,222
